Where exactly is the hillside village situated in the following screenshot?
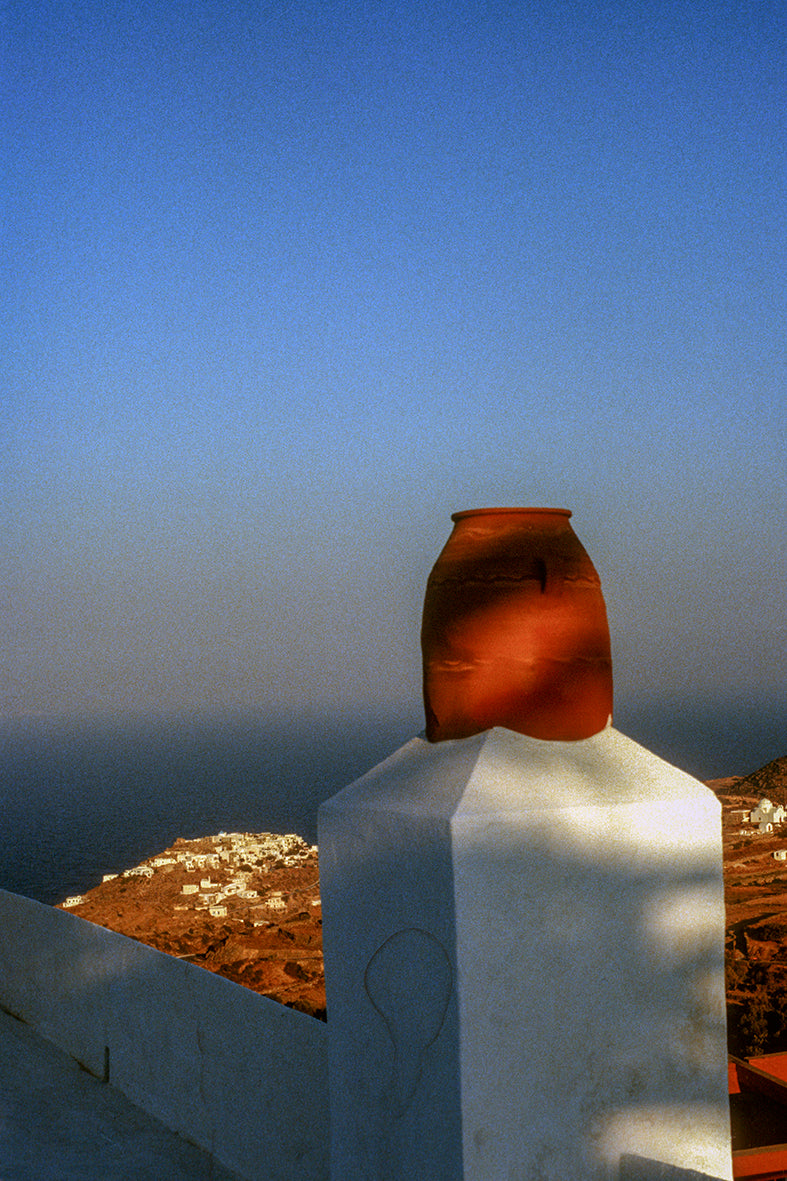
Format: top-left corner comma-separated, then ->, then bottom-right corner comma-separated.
710,754 -> 787,1057
58,831 -> 326,1019
57,753 -> 787,1048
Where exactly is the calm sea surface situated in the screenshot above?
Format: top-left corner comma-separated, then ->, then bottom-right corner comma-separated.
1,700 -> 784,905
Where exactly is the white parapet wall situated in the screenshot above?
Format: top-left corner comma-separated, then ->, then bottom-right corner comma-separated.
0,888 -> 329,1181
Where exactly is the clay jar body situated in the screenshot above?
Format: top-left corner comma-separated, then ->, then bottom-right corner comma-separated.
421,508 -> 613,742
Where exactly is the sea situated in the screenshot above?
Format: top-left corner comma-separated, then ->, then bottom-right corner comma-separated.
1,699 -> 784,906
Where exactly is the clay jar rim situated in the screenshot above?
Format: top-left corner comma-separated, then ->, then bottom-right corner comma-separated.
450,507 -> 572,522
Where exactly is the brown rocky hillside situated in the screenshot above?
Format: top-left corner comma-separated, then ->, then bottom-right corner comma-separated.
56,831 -> 326,1020
733,754 -> 787,807
708,753 -> 787,1057
57,750 -> 787,1049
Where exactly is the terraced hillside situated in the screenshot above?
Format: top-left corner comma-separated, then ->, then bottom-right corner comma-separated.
57,751 -> 787,1047
710,755 -> 787,1056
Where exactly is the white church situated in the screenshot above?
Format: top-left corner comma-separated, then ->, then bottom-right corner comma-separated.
750,798 -> 786,833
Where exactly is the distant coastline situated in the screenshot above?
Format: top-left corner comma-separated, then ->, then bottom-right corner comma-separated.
0,697 -> 784,905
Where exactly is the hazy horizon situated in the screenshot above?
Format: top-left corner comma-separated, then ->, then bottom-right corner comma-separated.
1,694 -> 784,905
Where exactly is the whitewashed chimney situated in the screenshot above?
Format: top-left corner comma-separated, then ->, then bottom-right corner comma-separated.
318,510 -> 732,1180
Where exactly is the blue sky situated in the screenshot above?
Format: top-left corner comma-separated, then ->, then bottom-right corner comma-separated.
2,0 -> 785,730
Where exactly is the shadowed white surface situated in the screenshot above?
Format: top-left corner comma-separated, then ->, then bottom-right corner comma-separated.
0,1008 -> 242,1181
0,889 -> 328,1181
320,725 -> 732,1180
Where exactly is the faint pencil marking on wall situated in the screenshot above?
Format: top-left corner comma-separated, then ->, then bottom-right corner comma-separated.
363,927 -> 452,1116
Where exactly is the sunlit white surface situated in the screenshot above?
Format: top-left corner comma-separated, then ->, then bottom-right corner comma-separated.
320,725 -> 732,1180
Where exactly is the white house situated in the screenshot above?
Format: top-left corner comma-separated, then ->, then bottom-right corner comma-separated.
751,798 -> 786,833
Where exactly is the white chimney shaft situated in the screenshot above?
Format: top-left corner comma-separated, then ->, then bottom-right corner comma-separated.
318,516 -> 732,1180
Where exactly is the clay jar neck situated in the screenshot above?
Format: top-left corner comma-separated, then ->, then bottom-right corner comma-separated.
452,507 -> 571,527
420,507 -> 613,743
441,507 -> 574,581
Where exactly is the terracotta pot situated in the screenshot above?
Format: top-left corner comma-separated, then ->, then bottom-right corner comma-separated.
421,508 -> 613,742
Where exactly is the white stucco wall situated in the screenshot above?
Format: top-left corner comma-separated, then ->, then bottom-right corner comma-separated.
319,725 -> 733,1181
0,888 -> 328,1181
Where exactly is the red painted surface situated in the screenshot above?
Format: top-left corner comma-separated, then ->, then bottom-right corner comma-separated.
749,1056 -> 787,1087
731,1057 -> 787,1110
730,1056 -> 787,1179
421,508 -> 613,742
730,1060 -> 743,1095
732,1144 -> 787,1180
